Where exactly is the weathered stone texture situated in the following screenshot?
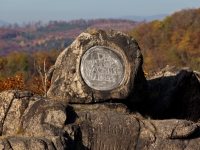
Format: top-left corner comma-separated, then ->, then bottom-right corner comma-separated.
75,108 -> 139,149
1,29 -> 200,149
0,90 -> 200,149
47,28 -> 148,104
0,90 -> 68,149
146,65 -> 200,121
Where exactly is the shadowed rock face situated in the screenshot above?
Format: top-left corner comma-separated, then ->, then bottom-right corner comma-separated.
47,28 -> 148,104
146,65 -> 200,122
0,90 -> 200,150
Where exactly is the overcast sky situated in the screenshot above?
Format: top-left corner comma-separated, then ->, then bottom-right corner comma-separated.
0,0 -> 200,24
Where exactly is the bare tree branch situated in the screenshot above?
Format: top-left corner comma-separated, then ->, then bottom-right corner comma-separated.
34,59 -> 48,97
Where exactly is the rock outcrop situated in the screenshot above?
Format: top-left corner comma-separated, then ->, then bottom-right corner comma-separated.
47,28 -> 148,104
1,90 -> 200,150
146,65 -> 200,122
1,29 -> 200,149
0,90 -> 68,150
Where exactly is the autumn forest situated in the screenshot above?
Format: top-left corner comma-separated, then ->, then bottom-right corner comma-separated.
0,8 -> 200,94
128,8 -> 200,72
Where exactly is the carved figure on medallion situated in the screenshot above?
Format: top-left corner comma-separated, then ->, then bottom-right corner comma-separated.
80,46 -> 125,90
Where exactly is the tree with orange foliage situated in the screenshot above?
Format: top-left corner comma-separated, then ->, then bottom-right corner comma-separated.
0,74 -> 26,92
33,76 -> 51,96
0,73 -> 51,96
128,8 -> 200,72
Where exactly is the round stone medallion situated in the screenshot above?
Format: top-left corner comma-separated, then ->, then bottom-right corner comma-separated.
80,46 -> 125,90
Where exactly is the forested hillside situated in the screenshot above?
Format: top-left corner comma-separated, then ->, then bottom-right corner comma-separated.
0,8 -> 200,93
0,50 -> 61,94
128,8 -> 200,72
0,19 -> 141,93
0,19 -> 141,56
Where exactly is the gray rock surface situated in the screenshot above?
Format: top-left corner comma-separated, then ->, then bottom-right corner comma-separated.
0,90 -> 200,149
1,29 -> 200,149
47,28 -> 148,104
146,65 -> 200,121
194,70 -> 200,82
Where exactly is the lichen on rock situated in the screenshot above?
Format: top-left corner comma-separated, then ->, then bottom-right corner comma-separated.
47,28 -> 148,104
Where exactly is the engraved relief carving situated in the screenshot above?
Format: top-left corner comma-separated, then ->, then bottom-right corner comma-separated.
86,53 -> 118,82
80,46 -> 125,90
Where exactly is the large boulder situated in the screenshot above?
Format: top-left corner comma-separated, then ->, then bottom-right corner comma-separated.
0,90 -> 200,149
0,90 -> 69,149
72,105 -> 200,150
146,65 -> 200,121
47,28 -> 148,104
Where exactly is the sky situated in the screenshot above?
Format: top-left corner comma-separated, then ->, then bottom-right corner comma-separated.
0,0 -> 200,24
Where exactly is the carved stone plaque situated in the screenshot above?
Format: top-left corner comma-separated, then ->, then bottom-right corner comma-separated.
80,46 -> 125,90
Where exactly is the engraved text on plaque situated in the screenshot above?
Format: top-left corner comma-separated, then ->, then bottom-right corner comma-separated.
80,46 -> 125,90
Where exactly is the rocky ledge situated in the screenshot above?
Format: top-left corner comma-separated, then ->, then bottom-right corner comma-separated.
0,90 -> 200,150
1,29 -> 200,150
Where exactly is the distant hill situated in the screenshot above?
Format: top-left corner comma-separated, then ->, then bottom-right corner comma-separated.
121,14 -> 168,22
128,8 -> 200,72
0,20 -> 10,26
0,19 -> 143,56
